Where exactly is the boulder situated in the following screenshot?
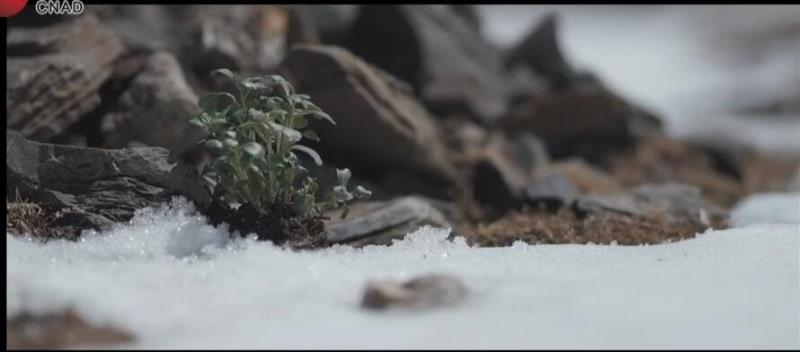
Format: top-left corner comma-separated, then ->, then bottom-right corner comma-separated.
100,52 -> 205,156
279,45 -> 460,196
500,88 -> 662,162
346,5 -> 508,125
324,196 -> 451,247
6,14 -> 125,142
6,132 -> 211,238
361,274 -> 468,310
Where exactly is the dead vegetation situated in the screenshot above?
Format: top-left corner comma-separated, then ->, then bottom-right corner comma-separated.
466,206 -> 724,247
6,201 -> 58,240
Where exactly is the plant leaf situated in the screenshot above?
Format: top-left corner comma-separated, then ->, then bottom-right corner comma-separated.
306,110 -> 335,125
302,130 -> 320,142
204,139 -> 224,150
352,185 -> 372,199
336,168 -> 351,187
291,145 -> 323,166
242,142 -> 265,158
199,92 -> 237,113
211,68 -> 236,82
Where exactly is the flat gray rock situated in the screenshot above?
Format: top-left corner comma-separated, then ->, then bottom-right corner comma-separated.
6,132 -> 211,238
325,196 -> 451,246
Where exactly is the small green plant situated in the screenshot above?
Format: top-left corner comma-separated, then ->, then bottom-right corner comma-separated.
191,69 -> 370,219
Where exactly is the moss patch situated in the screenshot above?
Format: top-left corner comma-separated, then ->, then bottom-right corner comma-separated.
466,206 -> 726,247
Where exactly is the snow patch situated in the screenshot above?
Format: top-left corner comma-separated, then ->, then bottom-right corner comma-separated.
6,196 -> 800,348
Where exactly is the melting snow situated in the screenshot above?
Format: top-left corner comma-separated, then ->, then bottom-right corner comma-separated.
6,194 -> 800,349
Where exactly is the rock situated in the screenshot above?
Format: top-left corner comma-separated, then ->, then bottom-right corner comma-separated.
537,159 -> 623,194
523,173 -> 580,209
472,133 -> 534,218
505,13 -> 584,90
6,132 -> 211,238
286,5 -> 321,46
450,5 -> 482,34
500,88 -> 662,162
325,196 -> 451,247
100,52 -> 205,156
181,5 -> 290,77
361,274 -> 468,310
88,5 -> 180,54
7,310 -> 133,349
279,45 -> 460,195
573,183 -> 725,226
6,14 -> 125,142
346,5 -> 508,125
608,137 -> 747,207
468,182 -> 727,247
304,5 -> 360,46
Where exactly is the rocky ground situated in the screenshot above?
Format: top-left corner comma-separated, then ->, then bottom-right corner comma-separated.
5,4 -> 800,349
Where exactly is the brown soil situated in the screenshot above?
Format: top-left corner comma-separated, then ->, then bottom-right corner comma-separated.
466,206 -> 721,247
205,200 -> 329,250
7,310 -> 134,349
6,202 -> 58,240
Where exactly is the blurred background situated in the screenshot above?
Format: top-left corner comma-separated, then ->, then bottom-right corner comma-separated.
482,5 -> 800,153
7,4 -> 800,225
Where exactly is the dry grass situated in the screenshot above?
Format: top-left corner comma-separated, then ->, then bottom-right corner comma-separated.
466,207 -> 721,247
6,202 -> 58,240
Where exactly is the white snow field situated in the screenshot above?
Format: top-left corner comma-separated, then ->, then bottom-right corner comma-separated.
6,194 -> 800,349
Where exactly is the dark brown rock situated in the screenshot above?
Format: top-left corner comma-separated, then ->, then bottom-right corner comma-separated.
279,45 -> 460,196
6,14 -> 125,142
500,88 -> 661,162
6,132 -> 211,238
100,52 -> 206,156
506,13 -> 579,90
472,133 -> 535,218
346,5 -> 508,125
361,274 -> 468,310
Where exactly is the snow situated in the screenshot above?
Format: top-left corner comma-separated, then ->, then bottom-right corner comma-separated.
6,196 -> 800,349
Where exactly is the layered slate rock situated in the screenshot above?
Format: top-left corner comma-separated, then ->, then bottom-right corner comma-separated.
324,196 -> 451,247
347,5 -> 508,125
279,45 -> 459,195
6,132 -> 211,238
6,14 -> 125,141
100,52 -> 205,156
